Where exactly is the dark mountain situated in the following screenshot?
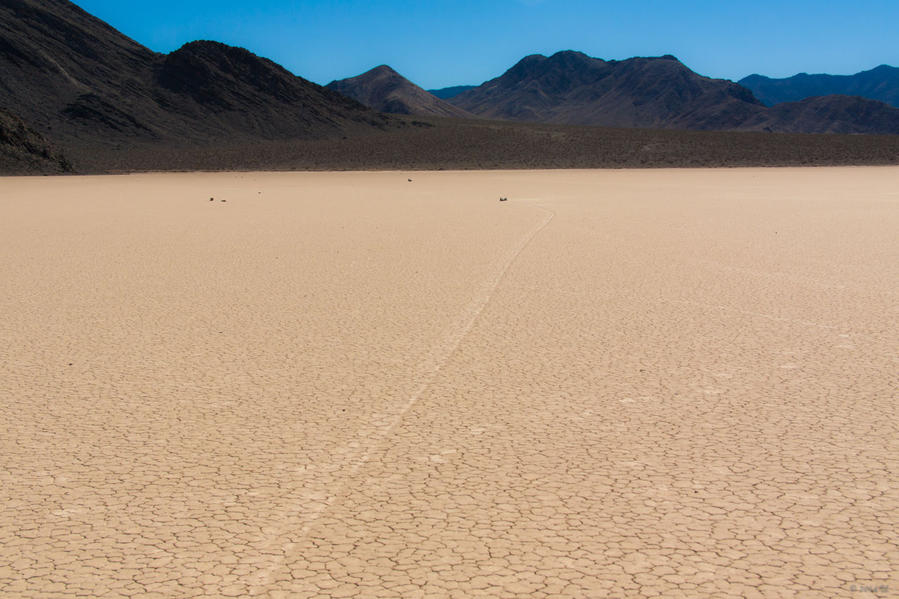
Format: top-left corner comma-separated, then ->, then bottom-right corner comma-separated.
0,0 -> 157,140
326,65 -> 474,118
448,51 -> 766,130
156,41 -> 385,139
0,0 -> 388,158
0,107 -> 72,173
428,85 -> 476,100
2,0 -> 898,175
740,65 -> 899,108
743,95 -> 899,135
447,51 -> 899,135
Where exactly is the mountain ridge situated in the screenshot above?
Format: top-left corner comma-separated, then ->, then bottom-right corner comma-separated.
0,0 -> 391,154
443,50 -> 899,134
2,0 -> 899,175
447,51 -> 767,130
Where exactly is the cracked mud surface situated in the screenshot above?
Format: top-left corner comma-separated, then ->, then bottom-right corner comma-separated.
1,168 -> 897,598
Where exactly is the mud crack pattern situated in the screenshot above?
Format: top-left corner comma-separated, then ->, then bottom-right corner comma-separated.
1,168 -> 897,598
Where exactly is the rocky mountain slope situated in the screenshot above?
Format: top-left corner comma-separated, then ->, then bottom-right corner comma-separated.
2,0 -> 898,174
0,107 -> 72,174
0,0 -> 389,153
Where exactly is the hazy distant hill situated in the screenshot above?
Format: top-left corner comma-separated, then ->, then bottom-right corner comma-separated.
0,0 -> 389,152
743,95 -> 899,134
448,51 -> 766,130
740,65 -> 899,108
327,66 -> 475,118
428,85 -> 476,100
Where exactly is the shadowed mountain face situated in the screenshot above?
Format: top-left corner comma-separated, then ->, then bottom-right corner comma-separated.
0,0 -> 157,139
155,41 -> 385,139
0,0 -> 387,149
2,0 -> 899,175
740,65 -> 899,108
448,51 -> 766,130
326,66 -> 474,118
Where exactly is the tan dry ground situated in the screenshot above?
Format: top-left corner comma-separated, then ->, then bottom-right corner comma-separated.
0,168 -> 897,598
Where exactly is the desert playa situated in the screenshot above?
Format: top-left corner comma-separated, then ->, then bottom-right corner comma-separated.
1,168 -> 896,598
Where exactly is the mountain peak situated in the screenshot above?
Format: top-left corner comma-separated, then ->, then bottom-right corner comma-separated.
327,66 -> 475,118
157,40 -> 366,115
369,64 -> 399,75
548,50 -> 591,60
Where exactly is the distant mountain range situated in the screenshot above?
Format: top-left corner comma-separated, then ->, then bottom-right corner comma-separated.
3,0 -> 899,174
433,66 -> 899,108
327,66 -> 474,118
336,52 -> 899,134
740,65 -> 899,108
428,85 -> 476,100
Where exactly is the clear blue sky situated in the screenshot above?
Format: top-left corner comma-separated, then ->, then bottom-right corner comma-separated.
75,0 -> 899,89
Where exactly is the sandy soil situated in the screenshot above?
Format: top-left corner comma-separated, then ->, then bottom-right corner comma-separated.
1,168 -> 896,598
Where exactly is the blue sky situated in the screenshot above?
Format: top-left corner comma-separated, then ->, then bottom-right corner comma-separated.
75,0 -> 899,89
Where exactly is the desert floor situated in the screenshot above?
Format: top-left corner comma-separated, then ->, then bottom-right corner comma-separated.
1,168 -> 896,598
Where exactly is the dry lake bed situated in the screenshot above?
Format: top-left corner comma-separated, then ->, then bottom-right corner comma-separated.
1,168 -> 897,598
